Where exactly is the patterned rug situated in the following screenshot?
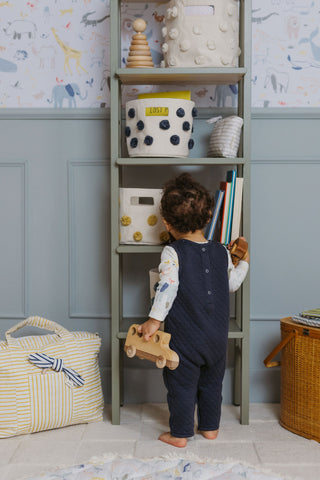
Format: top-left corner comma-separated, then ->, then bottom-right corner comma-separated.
25,455 -> 293,480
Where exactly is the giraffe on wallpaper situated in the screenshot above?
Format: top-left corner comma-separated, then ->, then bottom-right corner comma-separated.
51,27 -> 87,75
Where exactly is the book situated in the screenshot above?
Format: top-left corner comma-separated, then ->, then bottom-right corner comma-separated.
292,315 -> 320,327
219,181 -> 231,244
301,308 -> 320,319
138,90 -> 191,100
225,170 -> 237,244
231,177 -> 244,241
206,189 -> 225,241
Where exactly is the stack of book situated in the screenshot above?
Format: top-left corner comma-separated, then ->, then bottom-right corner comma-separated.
292,309 -> 320,328
206,169 -> 243,245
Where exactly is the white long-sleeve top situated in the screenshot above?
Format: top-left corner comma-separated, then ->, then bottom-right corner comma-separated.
149,242 -> 249,322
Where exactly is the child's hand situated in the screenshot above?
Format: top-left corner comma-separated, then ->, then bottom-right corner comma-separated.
137,318 -> 161,341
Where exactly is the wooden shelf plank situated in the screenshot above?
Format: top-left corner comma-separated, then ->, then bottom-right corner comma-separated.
117,245 -> 163,254
117,157 -> 245,166
116,68 -> 246,85
121,0 -> 167,3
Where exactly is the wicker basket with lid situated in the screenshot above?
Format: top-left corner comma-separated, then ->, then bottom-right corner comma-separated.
264,316 -> 320,442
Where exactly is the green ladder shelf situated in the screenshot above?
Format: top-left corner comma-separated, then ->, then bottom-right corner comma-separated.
110,0 -> 251,426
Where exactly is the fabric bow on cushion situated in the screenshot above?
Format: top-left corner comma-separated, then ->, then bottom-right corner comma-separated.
29,352 -> 85,387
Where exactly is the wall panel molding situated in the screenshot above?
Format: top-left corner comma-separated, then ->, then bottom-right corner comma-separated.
1,107 -> 320,121
0,162 -> 27,319
0,107 -> 234,121
68,161 -> 109,319
250,314 -> 289,321
252,108 -> 320,119
252,108 -> 320,164
0,109 -> 109,121
252,156 -> 320,164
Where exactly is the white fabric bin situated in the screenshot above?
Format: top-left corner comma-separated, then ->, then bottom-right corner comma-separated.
125,98 -> 196,158
119,188 -> 169,245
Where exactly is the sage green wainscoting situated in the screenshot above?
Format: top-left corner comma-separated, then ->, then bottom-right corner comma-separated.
0,108 -> 319,403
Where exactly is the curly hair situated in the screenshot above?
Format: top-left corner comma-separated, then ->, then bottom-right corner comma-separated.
160,173 -> 213,233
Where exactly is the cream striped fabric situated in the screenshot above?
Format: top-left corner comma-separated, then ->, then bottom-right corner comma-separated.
207,115 -> 243,158
0,316 -> 104,438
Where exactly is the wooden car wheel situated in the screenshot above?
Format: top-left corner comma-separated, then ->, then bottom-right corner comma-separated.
156,355 -> 166,368
126,345 -> 136,358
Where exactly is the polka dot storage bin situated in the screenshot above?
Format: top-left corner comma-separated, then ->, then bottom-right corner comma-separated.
125,98 -> 196,157
119,188 -> 169,245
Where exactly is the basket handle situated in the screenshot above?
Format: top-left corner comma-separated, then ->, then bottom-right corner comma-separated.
5,316 -> 72,346
263,330 -> 297,368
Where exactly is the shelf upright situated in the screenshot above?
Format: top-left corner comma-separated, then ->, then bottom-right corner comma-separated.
233,0 -> 251,424
110,0 -> 122,425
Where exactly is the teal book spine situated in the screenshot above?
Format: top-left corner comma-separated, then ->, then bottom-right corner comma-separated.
225,169 -> 237,244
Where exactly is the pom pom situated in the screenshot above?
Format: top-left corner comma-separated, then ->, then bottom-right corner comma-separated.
170,135 -> 180,145
176,108 -> 185,118
188,139 -> 194,149
125,126 -> 131,137
148,214 -> 158,226
162,42 -> 169,53
159,120 -> 170,130
171,6 -> 178,17
133,231 -> 142,242
195,56 -> 206,65
137,120 -> 144,131
168,55 -> 177,67
144,136 -> 153,146
192,107 -> 198,118
168,28 -> 179,40
180,40 -> 190,52
128,108 -> 135,119
121,215 -> 131,226
130,137 -> 138,148
182,121 -> 190,131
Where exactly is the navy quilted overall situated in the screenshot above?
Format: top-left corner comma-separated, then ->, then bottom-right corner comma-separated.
163,239 -> 229,438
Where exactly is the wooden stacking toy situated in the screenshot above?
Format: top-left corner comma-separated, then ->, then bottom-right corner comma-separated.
126,18 -> 154,68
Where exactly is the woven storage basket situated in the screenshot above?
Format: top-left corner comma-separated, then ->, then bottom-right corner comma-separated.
264,317 -> 320,442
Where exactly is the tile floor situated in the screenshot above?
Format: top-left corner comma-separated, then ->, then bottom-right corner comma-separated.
0,403 -> 319,480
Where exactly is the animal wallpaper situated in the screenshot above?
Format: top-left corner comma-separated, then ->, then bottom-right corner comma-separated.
252,0 -> 320,107
0,0 -> 319,108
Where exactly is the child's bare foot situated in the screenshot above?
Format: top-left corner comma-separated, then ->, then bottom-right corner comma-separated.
199,429 -> 219,440
159,432 -> 187,448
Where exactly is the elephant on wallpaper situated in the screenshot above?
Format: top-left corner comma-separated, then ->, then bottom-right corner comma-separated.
264,68 -> 289,94
210,85 -> 238,108
47,83 -> 88,108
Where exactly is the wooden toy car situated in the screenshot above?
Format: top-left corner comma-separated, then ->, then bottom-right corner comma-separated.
124,324 -> 179,370
229,237 -> 248,266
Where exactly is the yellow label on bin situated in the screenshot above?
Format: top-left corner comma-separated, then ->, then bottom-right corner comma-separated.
145,107 -> 169,116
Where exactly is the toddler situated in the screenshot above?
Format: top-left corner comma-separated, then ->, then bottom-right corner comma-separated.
138,173 -> 249,448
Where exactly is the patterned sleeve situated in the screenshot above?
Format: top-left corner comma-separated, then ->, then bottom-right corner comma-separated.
148,245 -> 179,322
226,248 -> 249,293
